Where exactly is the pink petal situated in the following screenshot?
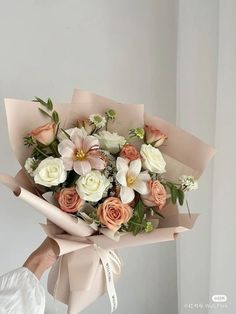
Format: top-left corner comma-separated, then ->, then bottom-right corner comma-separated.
120,186 -> 135,204
86,154 -> 106,170
73,160 -> 91,175
62,157 -> 73,170
58,140 -> 75,158
83,136 -> 99,153
70,129 -> 83,149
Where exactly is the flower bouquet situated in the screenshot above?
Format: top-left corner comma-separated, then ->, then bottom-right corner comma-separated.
0,89 -> 215,313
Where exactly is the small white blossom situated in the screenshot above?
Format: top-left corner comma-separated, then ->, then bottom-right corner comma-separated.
89,114 -> 106,128
24,157 -> 36,176
179,175 -> 198,191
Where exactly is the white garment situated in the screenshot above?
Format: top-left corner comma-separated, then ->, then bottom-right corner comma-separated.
0,267 -> 45,314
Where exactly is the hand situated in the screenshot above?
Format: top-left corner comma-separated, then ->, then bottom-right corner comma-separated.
23,237 -> 59,280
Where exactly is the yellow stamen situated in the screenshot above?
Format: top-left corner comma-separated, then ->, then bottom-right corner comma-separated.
126,175 -> 136,187
75,149 -> 86,160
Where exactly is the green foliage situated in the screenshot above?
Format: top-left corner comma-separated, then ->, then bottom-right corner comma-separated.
24,135 -> 35,147
165,181 -> 185,206
126,200 -> 147,236
34,96 -> 60,125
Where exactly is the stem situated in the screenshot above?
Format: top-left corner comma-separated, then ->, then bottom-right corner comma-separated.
35,147 -> 49,158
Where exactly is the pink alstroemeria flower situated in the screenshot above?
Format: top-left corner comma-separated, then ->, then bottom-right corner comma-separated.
58,128 -> 106,175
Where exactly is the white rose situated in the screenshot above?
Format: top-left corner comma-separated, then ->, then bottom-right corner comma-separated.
76,170 -> 110,202
34,157 -> 67,187
140,144 -> 166,174
96,130 -> 126,154
24,157 -> 36,176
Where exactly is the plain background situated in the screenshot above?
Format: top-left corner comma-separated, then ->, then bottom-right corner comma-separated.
0,1 -> 178,314
1,0 -> 235,314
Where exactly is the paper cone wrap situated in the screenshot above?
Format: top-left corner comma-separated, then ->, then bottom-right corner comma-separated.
0,89 -> 215,313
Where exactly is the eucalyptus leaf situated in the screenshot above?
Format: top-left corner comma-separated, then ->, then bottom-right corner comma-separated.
52,111 -> 59,124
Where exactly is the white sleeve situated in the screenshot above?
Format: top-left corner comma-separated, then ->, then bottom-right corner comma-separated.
0,267 -> 45,314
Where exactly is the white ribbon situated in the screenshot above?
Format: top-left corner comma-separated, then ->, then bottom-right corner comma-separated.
94,245 -> 122,313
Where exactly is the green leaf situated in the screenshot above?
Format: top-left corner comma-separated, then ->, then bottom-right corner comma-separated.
38,108 -> 52,118
52,111 -> 59,124
47,98 -> 53,111
171,186 -> 178,204
177,189 -> 185,206
34,97 -> 48,107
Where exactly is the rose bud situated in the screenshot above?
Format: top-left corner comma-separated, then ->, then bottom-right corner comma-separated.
120,144 -> 140,161
55,187 -> 85,213
30,122 -> 56,146
144,125 -> 167,147
97,197 -> 132,230
141,180 -> 167,210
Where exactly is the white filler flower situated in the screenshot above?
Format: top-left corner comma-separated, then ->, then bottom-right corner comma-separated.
140,144 -> 166,174
179,175 -> 198,191
89,114 -> 106,128
96,130 -> 126,154
76,170 -> 110,202
34,157 -> 67,187
24,157 -> 36,176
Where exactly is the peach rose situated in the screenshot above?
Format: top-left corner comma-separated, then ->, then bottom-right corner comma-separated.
56,187 -> 85,213
144,125 -> 167,147
141,180 -> 167,209
97,197 -> 132,230
120,144 -> 140,161
30,122 -> 56,145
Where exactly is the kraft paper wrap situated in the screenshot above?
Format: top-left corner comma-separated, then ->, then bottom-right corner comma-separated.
0,89 -> 215,313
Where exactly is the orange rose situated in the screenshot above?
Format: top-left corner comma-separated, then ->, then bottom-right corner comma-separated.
144,125 -> 167,147
141,180 -> 167,209
120,144 -> 140,161
97,197 -> 132,230
56,187 -> 85,213
30,122 -> 56,145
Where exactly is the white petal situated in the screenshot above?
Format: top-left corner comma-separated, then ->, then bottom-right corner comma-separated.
137,171 -> 151,182
120,186 -> 135,204
116,170 -> 127,186
133,178 -> 149,195
127,159 -> 141,177
116,157 -> 129,173
62,157 -> 73,170
58,140 -> 75,158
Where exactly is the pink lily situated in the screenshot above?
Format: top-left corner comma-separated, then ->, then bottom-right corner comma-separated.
58,128 -> 106,175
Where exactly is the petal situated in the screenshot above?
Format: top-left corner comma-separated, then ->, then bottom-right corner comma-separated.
83,136 -> 99,152
137,171 -> 151,182
120,186 -> 135,204
62,157 -> 73,170
127,159 -> 141,178
116,170 -> 127,186
70,129 -> 83,149
73,160 -> 91,175
58,140 -> 75,158
133,177 -> 149,195
116,157 -> 129,173
86,154 -> 106,170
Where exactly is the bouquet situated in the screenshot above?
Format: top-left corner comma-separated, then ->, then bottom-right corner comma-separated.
0,89 -> 215,313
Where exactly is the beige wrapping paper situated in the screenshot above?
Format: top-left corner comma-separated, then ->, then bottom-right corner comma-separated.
0,90 -> 215,313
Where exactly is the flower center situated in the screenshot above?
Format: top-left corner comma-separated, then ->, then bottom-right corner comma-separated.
126,175 -> 136,187
75,149 -> 86,160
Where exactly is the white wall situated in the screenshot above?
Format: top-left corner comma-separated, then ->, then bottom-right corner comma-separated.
0,1 -> 178,313
177,0 -> 218,313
